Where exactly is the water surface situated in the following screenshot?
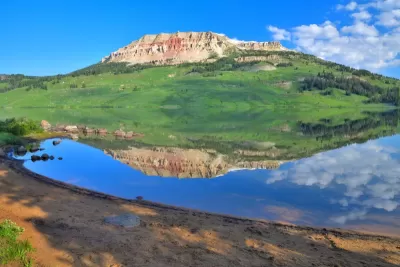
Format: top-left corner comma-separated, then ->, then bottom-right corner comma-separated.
12,135 -> 400,236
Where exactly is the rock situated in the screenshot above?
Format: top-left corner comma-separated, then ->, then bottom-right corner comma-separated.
125,131 -> 134,139
65,125 -> 78,133
29,146 -> 40,153
58,157 -> 63,160
52,140 -> 62,146
41,120 -> 51,131
17,146 -> 27,154
31,155 -> 41,162
113,130 -> 126,137
0,148 -> 5,157
68,134 -> 79,140
54,124 -> 66,132
41,153 -> 50,161
49,155 -> 55,160
84,127 -> 95,134
102,31 -> 288,66
96,128 -> 108,135
77,125 -> 86,131
104,213 -> 140,228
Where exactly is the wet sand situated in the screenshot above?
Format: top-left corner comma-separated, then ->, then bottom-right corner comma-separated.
0,153 -> 399,267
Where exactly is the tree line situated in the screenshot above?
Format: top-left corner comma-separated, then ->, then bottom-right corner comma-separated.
300,71 -> 400,105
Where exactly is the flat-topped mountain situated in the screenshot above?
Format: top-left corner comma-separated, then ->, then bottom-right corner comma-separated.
102,31 -> 288,65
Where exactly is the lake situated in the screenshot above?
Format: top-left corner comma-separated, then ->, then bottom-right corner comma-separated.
11,133 -> 400,236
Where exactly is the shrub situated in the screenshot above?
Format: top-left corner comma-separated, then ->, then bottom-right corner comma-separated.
0,118 -> 43,136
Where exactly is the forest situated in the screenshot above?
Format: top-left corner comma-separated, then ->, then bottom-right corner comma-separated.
300,71 -> 400,106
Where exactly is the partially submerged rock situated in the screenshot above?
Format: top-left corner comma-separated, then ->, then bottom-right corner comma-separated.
104,213 -> 140,228
53,140 -> 62,146
31,155 -> 41,162
41,153 -> 50,161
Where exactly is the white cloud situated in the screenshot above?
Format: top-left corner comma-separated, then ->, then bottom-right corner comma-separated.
267,1 -> 400,72
351,10 -> 372,20
377,10 -> 400,26
267,26 -> 291,41
342,21 -> 379,36
337,1 -> 358,11
376,0 -> 400,10
266,140 -> 400,225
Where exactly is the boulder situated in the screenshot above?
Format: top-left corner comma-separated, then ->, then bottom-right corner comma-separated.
84,127 -> 95,134
53,140 -> 62,146
41,120 -> 51,131
125,131 -> 134,139
17,146 -> 27,154
113,130 -> 126,137
96,128 -> 108,135
68,133 -> 79,140
29,146 -> 40,153
65,125 -> 78,133
58,157 -> 63,160
49,155 -> 55,160
55,124 -> 66,132
41,153 -> 50,161
31,155 -> 41,162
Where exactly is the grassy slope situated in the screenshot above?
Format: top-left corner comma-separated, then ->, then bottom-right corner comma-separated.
1,55 -> 396,109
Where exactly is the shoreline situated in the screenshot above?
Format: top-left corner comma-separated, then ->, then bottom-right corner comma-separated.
3,152 -> 399,240
0,150 -> 399,266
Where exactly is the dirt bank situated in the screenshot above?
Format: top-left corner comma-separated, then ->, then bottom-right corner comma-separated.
0,155 -> 399,267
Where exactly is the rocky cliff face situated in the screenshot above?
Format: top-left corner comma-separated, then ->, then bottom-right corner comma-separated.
102,31 -> 288,65
105,146 -> 282,178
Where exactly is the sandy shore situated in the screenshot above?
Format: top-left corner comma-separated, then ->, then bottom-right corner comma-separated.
0,153 -> 399,267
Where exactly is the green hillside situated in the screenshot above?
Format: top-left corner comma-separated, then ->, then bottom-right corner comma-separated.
1,51 -> 399,109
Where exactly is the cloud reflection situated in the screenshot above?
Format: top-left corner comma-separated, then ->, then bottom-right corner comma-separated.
266,139 -> 400,224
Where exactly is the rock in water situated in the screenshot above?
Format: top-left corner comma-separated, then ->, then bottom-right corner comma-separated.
41,120 -> 51,131
41,153 -> 50,161
104,213 -> 140,228
52,140 -> 62,146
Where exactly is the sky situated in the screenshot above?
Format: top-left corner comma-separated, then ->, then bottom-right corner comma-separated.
1,0 -> 400,78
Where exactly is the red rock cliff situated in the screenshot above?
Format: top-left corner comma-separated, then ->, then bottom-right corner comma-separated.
102,31 -> 288,65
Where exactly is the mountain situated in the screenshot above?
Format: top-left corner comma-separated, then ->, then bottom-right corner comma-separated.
101,31 -> 288,65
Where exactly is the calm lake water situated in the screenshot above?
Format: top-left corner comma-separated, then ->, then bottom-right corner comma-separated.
11,135 -> 400,236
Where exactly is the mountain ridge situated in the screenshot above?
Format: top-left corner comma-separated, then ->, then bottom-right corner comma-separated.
101,31 -> 289,65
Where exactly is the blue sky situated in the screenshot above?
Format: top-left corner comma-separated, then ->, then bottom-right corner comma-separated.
1,0 -> 399,78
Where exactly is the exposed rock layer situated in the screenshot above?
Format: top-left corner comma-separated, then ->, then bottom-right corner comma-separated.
102,31 -> 288,65
105,146 -> 282,178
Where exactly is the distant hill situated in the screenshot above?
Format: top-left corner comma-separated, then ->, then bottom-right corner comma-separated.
101,31 -> 289,65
